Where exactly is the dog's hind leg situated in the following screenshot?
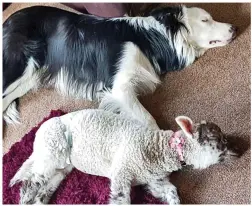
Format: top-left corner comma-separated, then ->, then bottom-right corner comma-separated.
3,57 -> 40,124
34,165 -> 73,204
3,100 -> 20,124
3,71 -> 39,111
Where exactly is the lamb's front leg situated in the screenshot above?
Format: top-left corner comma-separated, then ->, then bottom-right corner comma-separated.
109,170 -> 132,204
147,178 -> 180,205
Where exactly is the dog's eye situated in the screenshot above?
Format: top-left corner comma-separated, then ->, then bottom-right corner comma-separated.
202,19 -> 208,22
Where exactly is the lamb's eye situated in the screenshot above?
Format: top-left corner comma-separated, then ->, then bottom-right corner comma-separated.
202,19 -> 208,22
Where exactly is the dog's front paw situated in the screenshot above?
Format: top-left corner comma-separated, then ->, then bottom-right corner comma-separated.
146,119 -> 160,130
166,189 -> 180,205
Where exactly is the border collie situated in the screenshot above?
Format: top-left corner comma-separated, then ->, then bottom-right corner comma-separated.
3,5 -> 237,127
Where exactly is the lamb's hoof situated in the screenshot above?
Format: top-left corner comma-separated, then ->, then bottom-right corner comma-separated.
166,189 -> 180,205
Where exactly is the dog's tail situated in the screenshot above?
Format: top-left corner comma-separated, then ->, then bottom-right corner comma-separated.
9,154 -> 35,187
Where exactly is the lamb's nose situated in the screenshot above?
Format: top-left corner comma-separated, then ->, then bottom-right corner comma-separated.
229,25 -> 238,33
229,25 -> 238,39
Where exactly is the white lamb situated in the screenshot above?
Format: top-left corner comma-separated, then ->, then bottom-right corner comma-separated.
10,109 -> 238,204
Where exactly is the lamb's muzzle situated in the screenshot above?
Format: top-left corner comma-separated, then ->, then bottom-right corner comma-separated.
9,109 -> 240,204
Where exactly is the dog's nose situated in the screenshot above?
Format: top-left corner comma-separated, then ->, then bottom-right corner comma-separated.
229,25 -> 238,33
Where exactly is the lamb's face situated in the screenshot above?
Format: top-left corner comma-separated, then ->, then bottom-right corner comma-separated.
176,116 -> 239,169
193,122 -> 238,163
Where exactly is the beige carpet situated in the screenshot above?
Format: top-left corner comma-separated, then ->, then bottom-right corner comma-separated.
3,3 -> 251,204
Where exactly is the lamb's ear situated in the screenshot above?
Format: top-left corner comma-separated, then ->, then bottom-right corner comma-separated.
175,116 -> 194,138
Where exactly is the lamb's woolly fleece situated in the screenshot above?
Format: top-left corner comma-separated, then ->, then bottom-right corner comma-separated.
3,110 -> 162,204
9,109 -> 234,204
34,109 -> 182,182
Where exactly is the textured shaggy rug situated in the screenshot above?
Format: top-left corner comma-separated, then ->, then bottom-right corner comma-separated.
3,110 -> 163,204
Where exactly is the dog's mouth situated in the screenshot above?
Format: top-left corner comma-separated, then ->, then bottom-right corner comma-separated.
209,40 -> 222,45
209,31 -> 237,45
209,36 -> 236,45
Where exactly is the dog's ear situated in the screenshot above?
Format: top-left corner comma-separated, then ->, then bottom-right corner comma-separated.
175,116 -> 193,138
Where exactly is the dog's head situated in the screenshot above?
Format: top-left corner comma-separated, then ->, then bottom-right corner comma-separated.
148,5 -> 237,52
175,116 -> 240,169
185,7 -> 237,49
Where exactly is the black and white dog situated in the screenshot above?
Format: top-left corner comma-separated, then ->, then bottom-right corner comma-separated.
3,5 -> 237,128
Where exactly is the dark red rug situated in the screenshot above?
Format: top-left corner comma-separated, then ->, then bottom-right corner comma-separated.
3,110 -> 162,204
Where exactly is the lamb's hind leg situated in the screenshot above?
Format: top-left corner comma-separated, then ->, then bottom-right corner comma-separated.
19,118 -> 71,204
20,178 -> 42,204
34,165 -> 73,204
19,159 -> 72,204
19,173 -> 51,204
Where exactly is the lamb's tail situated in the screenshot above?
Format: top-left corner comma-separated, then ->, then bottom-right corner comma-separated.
9,154 -> 34,187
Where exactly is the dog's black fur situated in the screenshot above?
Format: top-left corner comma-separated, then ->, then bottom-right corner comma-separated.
3,6 -> 187,96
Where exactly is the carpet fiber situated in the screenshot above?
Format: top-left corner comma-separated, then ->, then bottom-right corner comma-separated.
3,3 -> 251,204
3,110 -> 163,204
